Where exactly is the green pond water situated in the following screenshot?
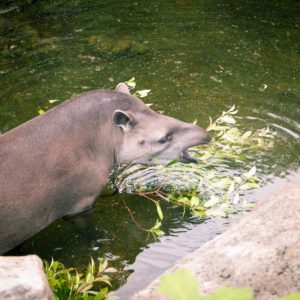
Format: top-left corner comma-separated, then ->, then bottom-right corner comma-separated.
1,0 -> 299,296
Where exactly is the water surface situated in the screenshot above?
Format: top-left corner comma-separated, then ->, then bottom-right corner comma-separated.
1,0 -> 299,295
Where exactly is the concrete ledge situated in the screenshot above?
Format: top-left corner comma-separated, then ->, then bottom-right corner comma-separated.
130,174 -> 300,300
0,255 -> 53,300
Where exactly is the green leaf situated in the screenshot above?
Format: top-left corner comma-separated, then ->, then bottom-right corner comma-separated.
206,208 -> 227,217
156,202 -> 164,220
80,283 -> 93,293
240,182 -> 259,190
243,166 -> 256,179
228,105 -> 236,112
211,178 -> 232,190
158,269 -> 202,300
151,228 -> 165,237
233,194 -> 240,205
124,77 -> 136,89
48,99 -> 60,104
204,195 -> 219,208
279,292 -> 300,300
203,287 -> 253,300
190,196 -> 200,207
98,259 -> 108,274
152,220 -> 162,230
221,115 -> 236,124
165,159 -> 178,167
135,89 -> 151,98
212,125 -> 231,131
227,182 -> 235,194
85,273 -> 94,284
104,267 -> 117,273
242,131 -> 252,139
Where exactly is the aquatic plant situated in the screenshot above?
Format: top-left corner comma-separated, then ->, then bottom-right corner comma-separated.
44,258 -> 117,300
115,79 -> 275,237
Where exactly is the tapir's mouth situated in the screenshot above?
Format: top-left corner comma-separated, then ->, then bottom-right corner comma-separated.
179,150 -> 198,164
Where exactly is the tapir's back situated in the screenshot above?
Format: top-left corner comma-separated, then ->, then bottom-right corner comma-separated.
0,90 -> 122,254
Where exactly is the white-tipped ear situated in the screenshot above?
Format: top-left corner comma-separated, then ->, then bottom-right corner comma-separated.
115,83 -> 131,95
112,110 -> 133,133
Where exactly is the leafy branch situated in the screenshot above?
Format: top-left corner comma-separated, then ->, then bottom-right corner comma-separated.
115,80 -> 276,237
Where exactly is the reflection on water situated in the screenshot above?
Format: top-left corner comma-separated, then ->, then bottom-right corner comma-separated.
1,0 -> 299,295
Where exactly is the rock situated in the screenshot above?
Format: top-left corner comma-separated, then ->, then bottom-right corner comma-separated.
0,255 -> 53,300
130,174 -> 300,300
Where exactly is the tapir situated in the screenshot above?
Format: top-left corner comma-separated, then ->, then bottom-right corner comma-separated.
0,83 -> 210,254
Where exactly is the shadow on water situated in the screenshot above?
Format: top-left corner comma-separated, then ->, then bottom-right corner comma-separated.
1,0 -> 300,295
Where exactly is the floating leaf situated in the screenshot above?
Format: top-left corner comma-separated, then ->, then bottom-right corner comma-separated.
204,195 -> 219,208
211,178 -> 232,190
228,105 -> 236,112
233,194 -> 240,205
135,89 -> 151,98
227,182 -> 235,194
125,77 -> 136,89
48,99 -> 60,104
240,182 -> 259,190
206,208 -> 227,217
243,166 -> 256,179
221,115 -> 236,124
242,131 -> 252,139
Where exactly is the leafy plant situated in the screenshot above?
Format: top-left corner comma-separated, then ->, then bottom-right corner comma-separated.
158,269 -> 300,300
158,269 -> 252,300
115,79 -> 276,237
44,258 -> 117,300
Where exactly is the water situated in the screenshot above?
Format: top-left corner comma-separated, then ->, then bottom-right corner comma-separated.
1,0 -> 299,296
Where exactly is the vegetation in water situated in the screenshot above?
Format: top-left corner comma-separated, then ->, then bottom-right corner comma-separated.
44,258 -> 117,300
116,79 -> 276,237
158,268 -> 300,300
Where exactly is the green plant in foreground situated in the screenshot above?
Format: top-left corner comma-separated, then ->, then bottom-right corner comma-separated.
158,268 -> 300,300
44,258 -> 117,300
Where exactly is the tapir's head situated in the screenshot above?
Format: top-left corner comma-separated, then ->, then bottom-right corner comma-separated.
112,83 -> 211,165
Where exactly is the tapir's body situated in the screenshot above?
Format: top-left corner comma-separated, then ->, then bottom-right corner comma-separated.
0,84 -> 210,254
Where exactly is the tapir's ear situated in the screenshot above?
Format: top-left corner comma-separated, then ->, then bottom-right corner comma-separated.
112,110 -> 134,132
115,83 -> 131,95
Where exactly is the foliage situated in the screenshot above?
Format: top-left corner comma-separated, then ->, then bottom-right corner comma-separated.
116,80 -> 276,237
44,258 -> 117,300
280,293 -> 300,300
158,268 -> 202,300
158,268 -> 300,300
158,269 -> 252,300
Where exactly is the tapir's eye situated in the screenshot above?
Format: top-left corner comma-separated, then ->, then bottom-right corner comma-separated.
158,133 -> 172,144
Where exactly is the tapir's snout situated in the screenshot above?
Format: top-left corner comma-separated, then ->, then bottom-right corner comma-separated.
201,130 -> 211,144
187,124 -> 211,146
177,124 -> 211,164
